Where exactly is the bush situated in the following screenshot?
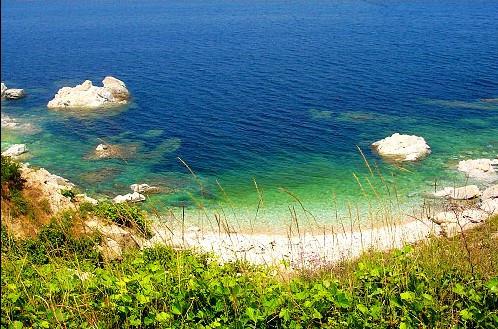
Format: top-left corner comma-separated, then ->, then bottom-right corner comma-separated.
93,201 -> 151,237
60,188 -> 75,201
1,155 -> 25,195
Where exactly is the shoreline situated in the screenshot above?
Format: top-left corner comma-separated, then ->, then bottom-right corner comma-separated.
8,159 -> 497,269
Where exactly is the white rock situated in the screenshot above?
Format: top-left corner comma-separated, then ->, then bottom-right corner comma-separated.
47,76 -> 130,109
457,159 -> 498,180
95,144 -> 109,151
99,238 -> 122,261
74,193 -> 98,205
1,82 -> 7,97
4,88 -> 25,100
113,192 -> 145,204
433,185 -> 481,200
431,211 -> 458,224
461,209 -> 488,223
372,133 -> 431,161
20,164 -> 75,213
130,183 -> 159,193
2,144 -> 28,157
85,219 -> 138,249
482,185 -> 498,200
481,198 -> 498,215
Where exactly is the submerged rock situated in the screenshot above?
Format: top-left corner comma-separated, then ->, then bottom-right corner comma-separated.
433,185 -> 481,200
113,192 -> 146,204
372,133 -> 431,161
89,143 -> 137,160
2,144 -> 28,157
457,158 -> 498,180
47,76 -> 130,109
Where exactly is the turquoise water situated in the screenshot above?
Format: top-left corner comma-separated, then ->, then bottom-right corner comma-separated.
2,0 -> 497,229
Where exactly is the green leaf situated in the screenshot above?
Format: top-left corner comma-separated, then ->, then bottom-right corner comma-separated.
279,308 -> 291,321
460,309 -> 473,321
312,309 -> 322,320
171,304 -> 182,315
156,311 -> 171,323
400,291 -> 415,302
357,304 -> 368,314
10,321 -> 23,329
335,291 -> 351,308
486,277 -> 498,294
452,283 -> 466,296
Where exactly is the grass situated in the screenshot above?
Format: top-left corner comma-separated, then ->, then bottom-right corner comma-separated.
1,215 -> 497,328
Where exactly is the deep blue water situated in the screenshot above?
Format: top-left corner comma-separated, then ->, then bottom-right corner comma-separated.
2,0 -> 498,227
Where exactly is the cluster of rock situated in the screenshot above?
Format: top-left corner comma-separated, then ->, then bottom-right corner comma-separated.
372,133 -> 431,162
1,82 -> 25,100
112,183 -> 159,204
47,76 -> 130,109
457,158 -> 498,181
430,184 -> 498,237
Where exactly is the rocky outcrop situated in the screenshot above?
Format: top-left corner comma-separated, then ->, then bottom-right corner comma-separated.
433,185 -> 481,200
2,144 -> 28,157
85,218 -> 141,261
113,192 -> 146,204
430,183 -> 497,237
47,76 -> 130,109
130,183 -> 159,193
20,164 -> 76,213
1,83 -> 25,100
372,133 -> 431,161
457,159 -> 498,181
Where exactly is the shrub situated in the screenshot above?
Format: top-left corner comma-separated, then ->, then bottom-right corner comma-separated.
1,155 -> 25,195
60,188 -> 76,201
93,201 -> 151,236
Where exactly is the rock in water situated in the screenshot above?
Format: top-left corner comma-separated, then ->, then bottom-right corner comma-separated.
372,133 -> 431,161
95,144 -> 109,151
130,183 -> 159,193
457,159 -> 498,180
4,88 -> 25,100
1,144 -> 28,157
47,76 -> 130,109
1,83 -> 26,100
433,185 -> 481,200
113,192 -> 146,204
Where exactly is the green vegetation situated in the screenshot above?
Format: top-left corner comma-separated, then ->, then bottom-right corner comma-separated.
92,201 -> 151,237
60,188 -> 76,201
1,155 -> 25,194
2,213 -> 497,328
